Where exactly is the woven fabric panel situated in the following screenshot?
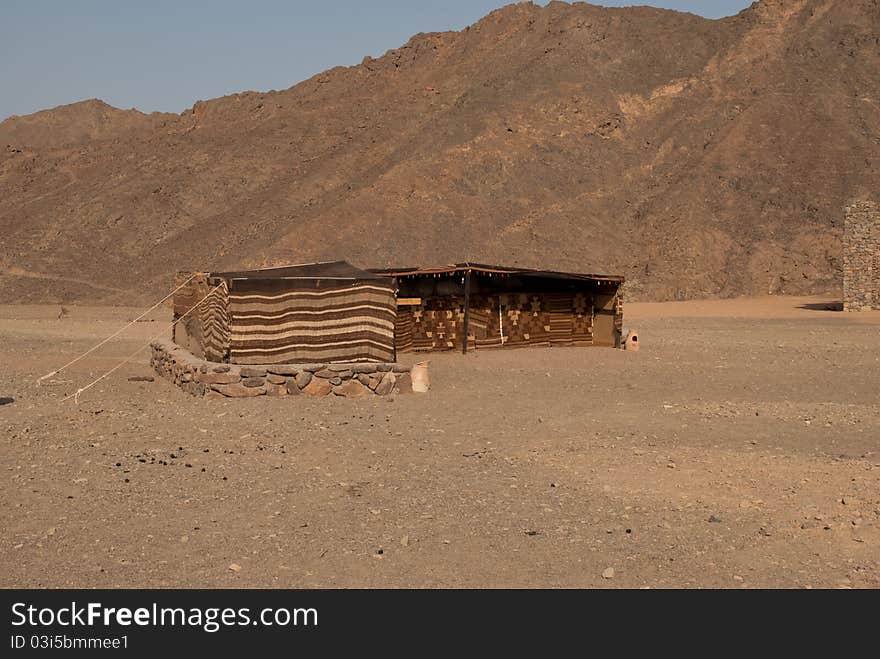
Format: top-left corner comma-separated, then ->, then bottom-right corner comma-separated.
227,283 -> 396,364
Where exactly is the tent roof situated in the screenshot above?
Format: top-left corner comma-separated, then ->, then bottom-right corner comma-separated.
212,260 -> 389,281
368,262 -> 625,283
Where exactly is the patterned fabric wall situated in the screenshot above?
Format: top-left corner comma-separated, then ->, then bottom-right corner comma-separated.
614,289 -> 624,336
201,281 -> 230,362
397,292 -> 595,352
405,295 -> 466,351
173,273 -> 230,362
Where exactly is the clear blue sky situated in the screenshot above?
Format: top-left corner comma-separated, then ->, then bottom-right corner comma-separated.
0,1 -> 752,120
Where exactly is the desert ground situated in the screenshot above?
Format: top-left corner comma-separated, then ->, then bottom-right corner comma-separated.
1,296 -> 878,589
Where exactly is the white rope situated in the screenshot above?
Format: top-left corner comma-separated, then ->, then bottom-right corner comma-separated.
37,273 -> 197,385
62,282 -> 223,404
498,297 -> 505,345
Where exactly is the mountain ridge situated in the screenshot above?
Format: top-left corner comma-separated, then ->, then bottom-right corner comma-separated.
1,0 -> 877,303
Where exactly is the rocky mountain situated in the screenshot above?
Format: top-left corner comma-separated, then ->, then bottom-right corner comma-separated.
1,0 -> 878,303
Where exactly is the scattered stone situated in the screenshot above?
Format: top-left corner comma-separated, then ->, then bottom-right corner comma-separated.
285,379 -> 302,395
266,365 -> 300,376
240,367 -> 267,378
212,383 -> 266,398
333,380 -> 370,398
266,373 -> 286,385
212,364 -> 231,373
374,371 -> 396,396
708,515 -> 722,523
295,371 -> 313,389
265,384 -> 286,397
229,563 -> 242,572
303,378 -> 332,397
314,369 -> 337,379
602,567 -> 615,579
401,535 -> 410,547
195,372 -> 240,385
329,377 -> 342,386
241,377 -> 266,388
127,376 -> 154,382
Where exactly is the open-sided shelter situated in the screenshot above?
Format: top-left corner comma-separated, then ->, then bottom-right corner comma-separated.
368,263 -> 625,353
173,261 -> 397,364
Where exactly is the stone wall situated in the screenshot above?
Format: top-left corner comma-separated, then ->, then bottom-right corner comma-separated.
150,339 -> 412,398
843,201 -> 880,311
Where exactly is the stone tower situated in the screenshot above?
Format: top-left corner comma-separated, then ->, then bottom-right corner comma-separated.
843,201 -> 879,311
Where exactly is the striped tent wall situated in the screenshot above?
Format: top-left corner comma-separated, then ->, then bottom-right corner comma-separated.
614,288 -> 624,336
172,272 -> 230,362
200,280 -> 230,361
226,282 -> 397,364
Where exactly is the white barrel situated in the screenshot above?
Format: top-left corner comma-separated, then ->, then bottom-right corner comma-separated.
411,361 -> 430,392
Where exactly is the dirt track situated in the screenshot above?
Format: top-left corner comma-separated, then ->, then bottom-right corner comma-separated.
1,296 -> 878,588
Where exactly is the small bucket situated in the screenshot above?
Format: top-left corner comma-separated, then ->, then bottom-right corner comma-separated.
624,330 -> 640,352
411,361 -> 430,393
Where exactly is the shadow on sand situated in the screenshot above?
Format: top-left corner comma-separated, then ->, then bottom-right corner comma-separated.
0,397 -> 14,406
798,302 -> 843,312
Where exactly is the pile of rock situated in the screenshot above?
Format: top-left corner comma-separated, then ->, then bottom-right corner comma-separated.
150,339 -> 412,398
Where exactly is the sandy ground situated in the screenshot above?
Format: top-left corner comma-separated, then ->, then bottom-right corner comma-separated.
1,295 -> 878,589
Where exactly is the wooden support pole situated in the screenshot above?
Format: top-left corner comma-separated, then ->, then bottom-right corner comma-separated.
461,269 -> 472,354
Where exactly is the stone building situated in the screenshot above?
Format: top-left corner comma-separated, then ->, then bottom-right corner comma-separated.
843,201 -> 880,311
